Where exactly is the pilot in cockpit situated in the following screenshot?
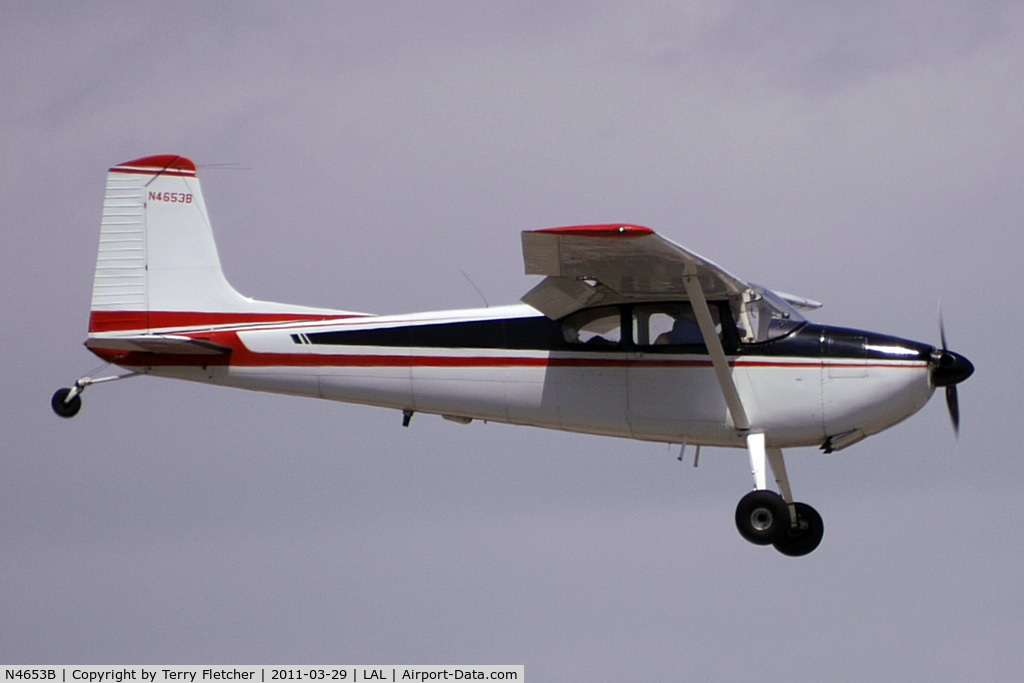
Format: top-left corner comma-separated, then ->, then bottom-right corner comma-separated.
655,307 -> 704,345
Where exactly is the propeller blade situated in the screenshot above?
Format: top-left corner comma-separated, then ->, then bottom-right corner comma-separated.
946,385 -> 960,438
939,307 -> 948,354
934,306 -> 971,439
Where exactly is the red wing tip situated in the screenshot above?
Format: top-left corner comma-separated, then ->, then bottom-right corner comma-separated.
111,155 -> 197,176
533,224 -> 654,237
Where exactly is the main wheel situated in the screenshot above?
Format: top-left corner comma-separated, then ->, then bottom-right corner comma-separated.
735,490 -> 789,545
51,388 -> 82,418
773,502 -> 824,557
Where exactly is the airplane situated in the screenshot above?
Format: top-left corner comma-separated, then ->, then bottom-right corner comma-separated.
52,154 -> 974,556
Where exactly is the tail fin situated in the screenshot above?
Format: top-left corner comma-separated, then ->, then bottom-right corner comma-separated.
89,155 -> 353,334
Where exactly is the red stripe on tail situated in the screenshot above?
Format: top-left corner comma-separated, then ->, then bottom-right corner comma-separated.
88,310 -> 361,333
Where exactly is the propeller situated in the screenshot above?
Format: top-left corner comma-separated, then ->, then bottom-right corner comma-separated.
931,310 -> 974,437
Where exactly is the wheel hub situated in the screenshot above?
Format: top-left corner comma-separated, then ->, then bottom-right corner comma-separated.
750,508 -> 774,531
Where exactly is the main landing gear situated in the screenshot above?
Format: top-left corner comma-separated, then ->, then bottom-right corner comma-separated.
735,490 -> 824,556
736,433 -> 824,556
51,371 -> 139,419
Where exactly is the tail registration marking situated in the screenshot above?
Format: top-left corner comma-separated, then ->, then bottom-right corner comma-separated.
149,191 -> 193,204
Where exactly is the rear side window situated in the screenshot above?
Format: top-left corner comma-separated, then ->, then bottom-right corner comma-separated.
562,307 -> 622,346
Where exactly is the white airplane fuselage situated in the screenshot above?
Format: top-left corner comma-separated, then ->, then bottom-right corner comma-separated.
98,302 -> 935,452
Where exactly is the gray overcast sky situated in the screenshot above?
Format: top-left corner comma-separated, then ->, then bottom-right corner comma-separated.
2,1 -> 1023,679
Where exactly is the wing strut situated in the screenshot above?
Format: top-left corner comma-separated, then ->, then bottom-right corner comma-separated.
682,272 -> 750,431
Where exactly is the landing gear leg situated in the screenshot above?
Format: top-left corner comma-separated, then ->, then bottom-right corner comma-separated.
735,433 -> 788,544
51,371 -> 139,419
735,433 -> 824,555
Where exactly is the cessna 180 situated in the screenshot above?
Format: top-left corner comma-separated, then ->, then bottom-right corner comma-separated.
53,155 -> 974,556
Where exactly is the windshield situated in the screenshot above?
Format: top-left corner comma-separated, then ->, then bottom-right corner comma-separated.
733,285 -> 806,343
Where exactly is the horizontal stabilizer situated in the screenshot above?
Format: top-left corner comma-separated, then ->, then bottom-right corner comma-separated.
86,335 -> 231,355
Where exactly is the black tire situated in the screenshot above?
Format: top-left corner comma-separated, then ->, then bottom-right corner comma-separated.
51,388 -> 82,418
773,502 -> 824,557
735,490 -> 789,546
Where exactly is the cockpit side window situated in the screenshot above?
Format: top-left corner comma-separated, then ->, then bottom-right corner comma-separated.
631,303 -> 721,348
561,306 -> 623,347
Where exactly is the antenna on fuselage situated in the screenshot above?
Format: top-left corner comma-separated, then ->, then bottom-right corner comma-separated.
459,269 -> 490,308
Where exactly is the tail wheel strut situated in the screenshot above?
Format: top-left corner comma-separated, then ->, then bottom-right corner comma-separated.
51,372 -> 140,419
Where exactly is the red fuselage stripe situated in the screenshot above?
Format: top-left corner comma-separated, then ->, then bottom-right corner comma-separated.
216,356 -> 925,370
88,311 -> 361,333
87,339 -> 928,371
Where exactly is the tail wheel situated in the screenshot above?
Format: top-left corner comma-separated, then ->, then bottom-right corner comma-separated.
51,388 -> 82,418
735,490 -> 789,545
773,502 -> 824,557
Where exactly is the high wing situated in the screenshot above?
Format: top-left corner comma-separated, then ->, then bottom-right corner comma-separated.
520,224 -> 820,318
521,224 -> 749,319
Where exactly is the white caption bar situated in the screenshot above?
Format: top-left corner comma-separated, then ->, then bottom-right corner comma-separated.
1,668 -> 523,683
